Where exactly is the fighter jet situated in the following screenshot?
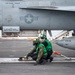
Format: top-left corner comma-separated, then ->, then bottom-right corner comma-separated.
0,0 -> 75,33
56,30 -> 75,50
56,36 -> 75,50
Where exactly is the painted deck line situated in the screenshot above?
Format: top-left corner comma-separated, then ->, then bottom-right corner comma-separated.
0,58 -> 75,63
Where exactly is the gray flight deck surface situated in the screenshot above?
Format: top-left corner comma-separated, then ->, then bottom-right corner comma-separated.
0,39 -> 75,75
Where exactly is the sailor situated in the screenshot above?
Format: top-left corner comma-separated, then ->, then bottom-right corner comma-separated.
26,38 -> 48,64
40,34 -> 53,62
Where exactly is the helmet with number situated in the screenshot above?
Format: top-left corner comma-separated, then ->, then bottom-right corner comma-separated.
39,34 -> 46,43
40,34 -> 46,39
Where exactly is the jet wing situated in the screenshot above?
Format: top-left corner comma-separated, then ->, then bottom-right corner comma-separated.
19,6 -> 75,12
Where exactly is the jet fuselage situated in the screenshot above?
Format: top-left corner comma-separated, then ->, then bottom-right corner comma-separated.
0,0 -> 75,30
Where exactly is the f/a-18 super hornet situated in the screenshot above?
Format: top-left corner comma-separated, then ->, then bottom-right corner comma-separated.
0,0 -> 75,32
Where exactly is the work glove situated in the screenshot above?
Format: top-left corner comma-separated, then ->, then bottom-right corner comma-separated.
19,57 -> 26,61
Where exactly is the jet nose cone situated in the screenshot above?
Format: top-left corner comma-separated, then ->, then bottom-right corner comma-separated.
56,40 -> 64,46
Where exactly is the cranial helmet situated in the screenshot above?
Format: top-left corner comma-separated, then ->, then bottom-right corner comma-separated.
40,34 -> 46,39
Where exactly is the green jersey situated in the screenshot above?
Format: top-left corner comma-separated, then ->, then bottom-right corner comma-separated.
43,39 -> 52,51
36,43 -> 47,55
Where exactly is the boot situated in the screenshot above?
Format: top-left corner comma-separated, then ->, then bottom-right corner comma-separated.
50,57 -> 53,62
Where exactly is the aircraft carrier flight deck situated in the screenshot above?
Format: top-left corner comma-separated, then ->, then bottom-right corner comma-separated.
0,39 -> 75,75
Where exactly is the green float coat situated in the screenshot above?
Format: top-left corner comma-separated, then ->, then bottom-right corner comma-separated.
45,39 -> 52,51
36,43 -> 47,55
